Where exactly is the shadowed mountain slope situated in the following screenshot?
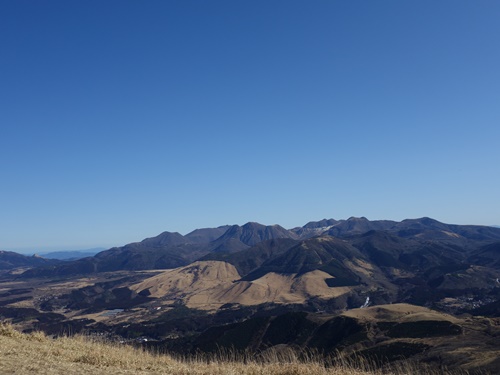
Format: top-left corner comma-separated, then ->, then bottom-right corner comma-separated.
468,242 -> 500,268
201,238 -> 299,276
212,222 -> 297,248
391,218 -> 500,245
348,230 -> 468,270
184,226 -> 232,244
241,236 -> 365,281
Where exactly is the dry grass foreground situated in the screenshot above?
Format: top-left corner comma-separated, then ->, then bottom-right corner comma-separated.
0,323 -> 477,375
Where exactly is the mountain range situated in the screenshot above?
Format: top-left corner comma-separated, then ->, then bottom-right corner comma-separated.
4,216 -> 496,319
18,217 -> 500,278
2,216 -> 500,372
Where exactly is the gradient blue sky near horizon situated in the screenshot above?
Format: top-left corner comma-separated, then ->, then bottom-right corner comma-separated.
1,1 -> 499,253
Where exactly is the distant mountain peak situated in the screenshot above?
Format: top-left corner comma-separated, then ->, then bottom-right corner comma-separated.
403,217 -> 442,224
347,216 -> 369,221
242,221 -> 266,229
302,219 -> 339,229
216,222 -> 297,247
140,231 -> 187,246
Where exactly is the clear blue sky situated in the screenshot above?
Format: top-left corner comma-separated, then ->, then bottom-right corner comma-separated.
1,1 -> 499,252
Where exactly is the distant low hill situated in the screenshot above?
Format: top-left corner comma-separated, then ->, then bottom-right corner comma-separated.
38,248 -> 105,260
0,250 -> 60,271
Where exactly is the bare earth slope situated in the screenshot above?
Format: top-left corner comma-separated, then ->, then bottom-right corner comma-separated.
130,261 -> 353,309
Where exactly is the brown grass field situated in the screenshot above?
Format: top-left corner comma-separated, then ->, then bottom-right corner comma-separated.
0,323 -> 481,375
130,261 -> 352,310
